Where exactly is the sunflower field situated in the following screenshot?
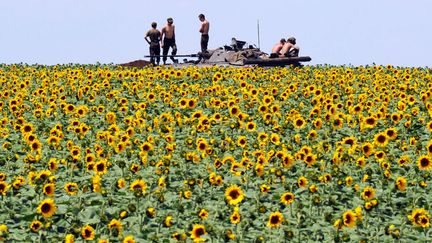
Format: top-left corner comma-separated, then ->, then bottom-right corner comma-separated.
0,63 -> 432,242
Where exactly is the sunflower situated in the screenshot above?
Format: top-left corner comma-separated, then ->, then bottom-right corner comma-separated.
298,176 -> 308,188
37,198 -> 57,218
198,209 -> 209,220
81,225 -> 95,241
196,139 -> 208,152
375,151 -> 386,161
187,98 -> 197,109
230,208 -> 241,224
122,236 -> 136,243
30,220 -> 43,232
47,158 -> 58,172
361,142 -> 374,157
307,129 -> 318,140
267,212 -> 284,228
130,179 -> 147,193
94,160 -> 108,175
65,234 -> 74,243
293,116 -> 306,129
342,210 -> 357,228
140,142 -> 153,153
426,121 -> 432,132
0,181 -> 8,195
270,133 -> 281,145
146,207 -> 156,218
43,183 -> 55,197
281,154 -> 295,168
374,132 -> 388,147
418,155 -> 432,170
395,176 -> 407,191
409,208 -> 431,228
313,118 -> 323,129
190,224 -> 207,242
70,146 -> 81,160
385,127 -> 398,140
164,215 -> 173,227
260,184 -> 270,193
130,163 -> 140,174
356,156 -> 366,168
115,142 -> 127,154
280,192 -> 295,205
237,136 -> 247,148
426,141 -> 432,155
304,154 -> 317,167
21,123 -> 34,134
245,121 -> 256,132
361,186 -> 375,201
397,155 -> 410,167
46,136 -> 60,146
106,111 -> 117,124
229,105 -> 240,117
64,182 -> 78,195
225,185 -> 244,205
345,176 -> 353,186
363,116 -> 377,129
108,218 -> 123,236
258,104 -> 268,113
341,136 -> 356,147
30,139 -> 42,152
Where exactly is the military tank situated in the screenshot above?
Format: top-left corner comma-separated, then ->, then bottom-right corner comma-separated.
138,38 -> 311,68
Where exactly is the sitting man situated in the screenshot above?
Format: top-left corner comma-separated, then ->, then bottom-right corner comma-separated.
270,38 -> 286,58
280,37 -> 300,57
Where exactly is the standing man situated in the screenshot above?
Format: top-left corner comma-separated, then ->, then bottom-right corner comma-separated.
145,22 -> 161,66
198,14 -> 210,53
161,17 -> 178,64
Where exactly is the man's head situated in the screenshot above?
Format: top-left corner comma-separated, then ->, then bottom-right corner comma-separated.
287,37 -> 296,44
198,14 -> 205,21
167,17 -> 174,24
280,38 -> 286,44
151,22 -> 157,28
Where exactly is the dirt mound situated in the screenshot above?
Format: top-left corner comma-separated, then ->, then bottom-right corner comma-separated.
119,60 -> 151,68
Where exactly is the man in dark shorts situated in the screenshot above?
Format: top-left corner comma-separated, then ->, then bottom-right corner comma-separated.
161,17 -> 178,64
198,14 -> 210,53
145,22 -> 161,65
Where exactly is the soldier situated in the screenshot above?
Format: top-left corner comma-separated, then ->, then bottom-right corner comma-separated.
145,22 -> 161,66
198,14 -> 210,53
161,17 -> 178,64
281,37 -> 300,57
270,38 -> 286,58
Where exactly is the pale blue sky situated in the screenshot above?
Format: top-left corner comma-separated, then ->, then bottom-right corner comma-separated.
1,0 -> 431,67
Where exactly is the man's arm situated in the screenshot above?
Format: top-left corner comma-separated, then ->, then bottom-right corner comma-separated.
144,31 -> 151,44
172,25 -> 175,39
160,27 -> 165,47
199,23 -> 204,33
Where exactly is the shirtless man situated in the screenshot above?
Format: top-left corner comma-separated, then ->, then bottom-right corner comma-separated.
198,14 -> 210,53
161,17 -> 178,64
270,38 -> 286,58
280,37 -> 300,57
145,22 -> 161,66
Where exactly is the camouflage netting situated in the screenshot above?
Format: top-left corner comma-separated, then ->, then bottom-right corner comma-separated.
206,48 -> 267,65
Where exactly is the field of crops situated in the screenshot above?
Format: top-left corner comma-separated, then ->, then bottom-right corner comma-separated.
0,64 -> 432,242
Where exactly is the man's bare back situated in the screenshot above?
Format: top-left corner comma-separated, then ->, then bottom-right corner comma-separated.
271,43 -> 284,54
280,42 -> 295,55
